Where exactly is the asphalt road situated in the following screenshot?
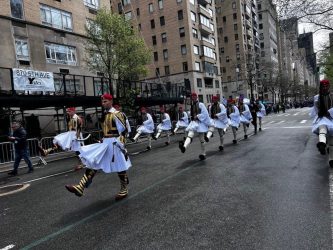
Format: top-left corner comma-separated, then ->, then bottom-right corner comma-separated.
0,108 -> 332,249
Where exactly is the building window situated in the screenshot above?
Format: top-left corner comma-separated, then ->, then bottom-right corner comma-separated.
190,0 -> 195,4
156,68 -> 160,76
163,49 -> 168,60
215,80 -> 220,88
54,78 -> 81,94
165,66 -> 170,75
183,62 -> 188,72
226,56 -> 230,62
224,36 -> 228,43
259,23 -> 263,29
181,45 -> 187,55
232,2 -> 236,9
219,47 -> 224,54
178,10 -> 183,20
150,19 -> 155,28
152,35 -> 157,45
136,8 -> 140,16
123,0 -> 131,5
195,62 -> 200,71
148,3 -> 154,13
198,94 -> 204,103
261,51 -> 265,57
161,32 -> 167,43
84,0 -> 99,9
258,4 -> 261,10
15,38 -> 29,61
179,27 -> 185,37
193,45 -> 199,55
223,16 -> 226,22
154,51 -> 158,61
222,67 -> 226,73
158,0 -> 163,9
235,44 -> 240,52
40,5 -> 73,31
191,11 -> 196,22
11,0 -> 24,19
260,42 -> 264,48
138,23 -> 141,30
176,0 -> 182,3
236,53 -> 241,60
192,28 -> 198,38
160,16 -> 165,26
259,13 -> 262,20
124,11 -> 132,20
45,42 -> 77,65
233,13 -> 237,20
235,33 -> 239,40
234,23 -> 238,31
197,78 -> 202,88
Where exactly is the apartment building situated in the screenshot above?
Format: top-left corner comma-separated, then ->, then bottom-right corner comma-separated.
0,0 -> 110,135
257,0 -> 279,101
111,0 -> 222,104
216,0 -> 260,100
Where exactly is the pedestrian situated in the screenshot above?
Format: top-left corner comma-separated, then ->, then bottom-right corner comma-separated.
227,99 -> 241,144
130,107 -> 155,150
249,99 -> 259,134
65,93 -> 132,200
179,92 -> 210,160
38,107 -> 85,171
239,97 -> 252,139
153,106 -> 172,145
310,79 -> 333,167
173,106 -> 189,136
206,95 -> 229,151
8,121 -> 34,176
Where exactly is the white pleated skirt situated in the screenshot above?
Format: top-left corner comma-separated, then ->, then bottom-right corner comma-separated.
53,131 -> 81,151
312,116 -> 333,135
79,138 -> 131,173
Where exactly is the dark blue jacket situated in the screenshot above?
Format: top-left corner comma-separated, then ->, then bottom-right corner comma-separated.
13,127 -> 28,150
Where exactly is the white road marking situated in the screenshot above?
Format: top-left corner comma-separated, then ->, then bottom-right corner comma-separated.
0,244 -> 15,250
268,121 -> 275,124
23,170 -> 73,184
284,114 -> 290,116
300,120 -> 307,124
0,184 -> 30,197
276,120 -> 285,124
293,112 -> 300,116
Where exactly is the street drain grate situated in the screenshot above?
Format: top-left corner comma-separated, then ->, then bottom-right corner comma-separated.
0,184 -> 30,197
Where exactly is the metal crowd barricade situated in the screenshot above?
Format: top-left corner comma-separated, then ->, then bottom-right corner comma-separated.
0,142 -> 15,164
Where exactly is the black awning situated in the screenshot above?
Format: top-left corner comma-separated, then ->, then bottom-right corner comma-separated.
0,95 -> 101,109
135,96 -> 184,107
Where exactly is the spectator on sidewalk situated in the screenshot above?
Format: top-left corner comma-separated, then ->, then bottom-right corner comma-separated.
8,121 -> 33,176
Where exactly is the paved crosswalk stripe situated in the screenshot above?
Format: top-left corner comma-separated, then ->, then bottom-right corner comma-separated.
300,120 -> 307,124
276,120 -> 285,124
293,112 -> 300,116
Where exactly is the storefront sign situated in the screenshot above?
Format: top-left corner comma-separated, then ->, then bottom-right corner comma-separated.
12,68 -> 55,91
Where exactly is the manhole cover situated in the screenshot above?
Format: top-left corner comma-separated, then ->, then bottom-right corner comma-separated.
0,184 -> 30,197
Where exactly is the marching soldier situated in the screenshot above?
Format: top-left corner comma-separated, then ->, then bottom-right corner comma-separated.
38,107 -> 84,170
239,97 -> 252,139
173,106 -> 189,136
310,79 -> 333,167
179,92 -> 210,160
153,106 -> 172,145
256,100 -> 266,131
65,93 -> 132,200
206,95 -> 230,151
130,107 -> 155,150
227,99 -> 241,144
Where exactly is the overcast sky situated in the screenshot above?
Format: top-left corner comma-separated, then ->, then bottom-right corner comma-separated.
298,23 -> 331,52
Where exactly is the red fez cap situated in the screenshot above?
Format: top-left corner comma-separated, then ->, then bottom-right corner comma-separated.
227,99 -> 235,104
67,107 -> 76,112
320,79 -> 330,86
191,92 -> 198,97
140,107 -> 146,112
212,96 -> 219,102
101,93 -> 113,100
